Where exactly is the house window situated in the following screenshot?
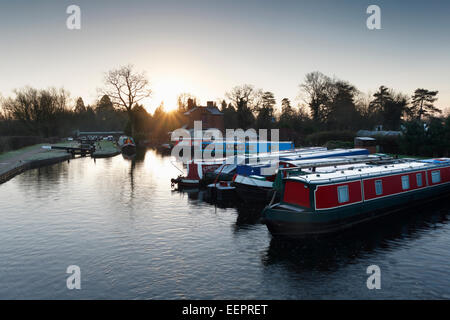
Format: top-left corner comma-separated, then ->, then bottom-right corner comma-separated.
416,173 -> 423,187
401,175 -> 410,190
375,180 -> 383,195
337,185 -> 349,203
431,170 -> 441,184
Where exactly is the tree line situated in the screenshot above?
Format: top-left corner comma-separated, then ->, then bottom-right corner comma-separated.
0,89 -> 128,137
0,67 -> 449,156
219,72 -> 443,132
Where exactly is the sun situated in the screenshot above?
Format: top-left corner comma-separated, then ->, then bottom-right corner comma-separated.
149,77 -> 188,113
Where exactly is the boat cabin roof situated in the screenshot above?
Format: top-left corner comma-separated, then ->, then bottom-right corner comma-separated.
287,159 -> 450,185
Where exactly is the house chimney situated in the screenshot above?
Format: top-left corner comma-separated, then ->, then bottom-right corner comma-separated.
187,98 -> 194,110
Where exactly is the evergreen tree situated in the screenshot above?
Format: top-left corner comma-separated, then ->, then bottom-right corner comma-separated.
74,97 -> 86,113
409,88 -> 440,120
368,86 -> 408,130
326,81 -> 359,130
279,98 -> 294,127
383,96 -> 408,130
256,91 -> 276,129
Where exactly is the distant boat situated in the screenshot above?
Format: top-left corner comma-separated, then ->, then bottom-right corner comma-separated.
118,136 -> 136,155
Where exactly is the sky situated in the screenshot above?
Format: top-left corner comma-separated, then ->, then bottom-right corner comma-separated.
0,0 -> 449,114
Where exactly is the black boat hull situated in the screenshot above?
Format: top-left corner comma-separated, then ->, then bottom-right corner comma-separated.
233,181 -> 279,204
121,144 -> 136,155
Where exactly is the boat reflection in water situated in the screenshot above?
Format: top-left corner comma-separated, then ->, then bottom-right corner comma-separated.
263,196 -> 450,274
259,198 -> 450,299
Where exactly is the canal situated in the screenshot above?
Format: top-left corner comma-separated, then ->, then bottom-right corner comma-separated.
0,149 -> 449,299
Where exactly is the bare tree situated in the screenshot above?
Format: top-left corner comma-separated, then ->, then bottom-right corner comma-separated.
443,107 -> 450,118
2,87 -> 70,137
101,65 -> 152,136
226,85 -> 264,110
225,84 -> 263,128
299,71 -> 333,123
0,93 -> 7,120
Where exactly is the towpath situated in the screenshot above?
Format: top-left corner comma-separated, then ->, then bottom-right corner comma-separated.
0,144 -> 46,176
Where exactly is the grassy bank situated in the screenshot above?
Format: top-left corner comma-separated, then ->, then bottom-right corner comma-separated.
0,140 -> 118,184
0,136 -> 60,154
92,140 -> 121,158
0,143 -> 73,184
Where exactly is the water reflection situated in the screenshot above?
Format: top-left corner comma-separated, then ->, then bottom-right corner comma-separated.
1,148 -> 450,299
15,161 -> 70,193
173,186 -> 265,232
262,197 -> 450,274
234,203 -> 265,231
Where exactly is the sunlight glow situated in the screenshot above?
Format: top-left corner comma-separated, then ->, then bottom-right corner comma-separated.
148,76 -> 192,114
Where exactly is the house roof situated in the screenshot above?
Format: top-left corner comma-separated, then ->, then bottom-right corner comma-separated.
355,136 -> 376,141
357,130 -> 402,137
184,106 -> 223,116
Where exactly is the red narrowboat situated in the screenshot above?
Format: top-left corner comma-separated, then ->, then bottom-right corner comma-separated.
262,159 -> 450,237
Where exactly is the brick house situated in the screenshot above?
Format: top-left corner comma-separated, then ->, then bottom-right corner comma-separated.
183,101 -> 224,132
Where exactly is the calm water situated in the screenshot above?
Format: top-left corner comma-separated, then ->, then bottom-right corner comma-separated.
1,149 -> 450,299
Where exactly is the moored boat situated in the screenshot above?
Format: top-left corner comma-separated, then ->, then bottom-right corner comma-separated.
172,147 -> 328,188
233,148 -> 371,203
171,159 -> 223,188
202,163 -> 238,185
118,136 -> 136,155
201,147 -> 327,185
206,180 -> 236,202
262,158 -> 450,237
233,174 -> 277,203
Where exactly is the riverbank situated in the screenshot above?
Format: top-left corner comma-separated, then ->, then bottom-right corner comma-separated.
0,140 -> 120,184
0,144 -> 73,184
0,141 -> 120,184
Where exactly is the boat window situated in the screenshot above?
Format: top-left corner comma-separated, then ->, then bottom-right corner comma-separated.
401,175 -> 410,190
416,173 -> 423,187
375,180 -> 383,195
431,170 -> 441,183
337,185 -> 349,203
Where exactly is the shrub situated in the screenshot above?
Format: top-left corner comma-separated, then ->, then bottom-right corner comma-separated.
325,140 -> 354,149
0,136 -> 59,154
305,131 -> 356,146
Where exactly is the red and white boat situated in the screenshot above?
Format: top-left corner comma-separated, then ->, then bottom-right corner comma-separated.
171,159 -> 224,188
